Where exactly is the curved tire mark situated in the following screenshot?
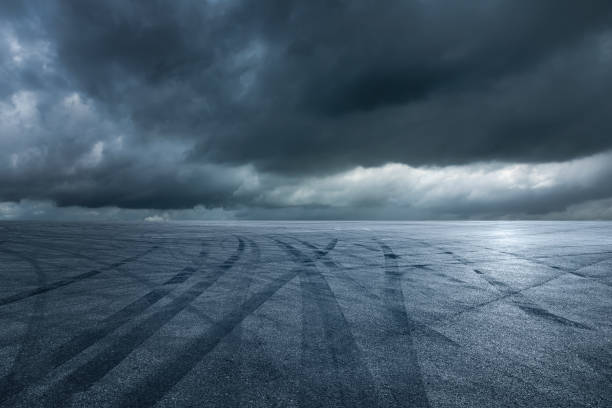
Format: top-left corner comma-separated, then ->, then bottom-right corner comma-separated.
113,239 -> 301,408
188,237 -> 260,407
277,239 -> 379,408
442,248 -> 593,330
0,249 -> 49,407
301,241 -> 457,350
42,237 -> 245,405
0,246 -> 159,308
0,241 -> 213,405
412,239 -> 592,328
293,238 -> 383,305
377,240 -> 431,408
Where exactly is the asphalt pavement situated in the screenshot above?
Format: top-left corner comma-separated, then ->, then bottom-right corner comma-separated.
0,221 -> 610,407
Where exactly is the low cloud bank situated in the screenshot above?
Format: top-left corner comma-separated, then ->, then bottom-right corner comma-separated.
3,151 -> 612,220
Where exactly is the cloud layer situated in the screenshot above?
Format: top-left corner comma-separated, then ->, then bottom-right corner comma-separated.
1,1 -> 612,219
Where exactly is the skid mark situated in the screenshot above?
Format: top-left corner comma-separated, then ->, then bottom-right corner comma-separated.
0,250 -> 49,407
0,242 -> 212,405
275,240 -> 378,408
517,305 -> 591,330
479,245 -> 612,288
332,243 -> 383,267
411,264 -> 431,269
289,237 -> 338,257
296,238 -> 389,309
194,237 -> 260,407
323,260 -> 382,304
295,239 -> 455,349
412,324 -> 459,347
221,237 -> 246,269
377,241 -> 431,408
294,238 -> 319,251
410,240 -> 482,287
526,260 -> 612,291
0,246 -> 159,308
40,238 -> 245,406
353,243 -> 379,252
479,274 -> 515,296
535,250 -> 612,259
5,240 -> 102,266
434,263 -> 593,330
163,266 -> 196,285
113,254 -> 301,407
435,275 -> 593,330
417,240 -> 594,330
305,242 -> 457,349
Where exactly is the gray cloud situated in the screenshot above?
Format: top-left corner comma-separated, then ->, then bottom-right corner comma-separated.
1,0 -> 612,219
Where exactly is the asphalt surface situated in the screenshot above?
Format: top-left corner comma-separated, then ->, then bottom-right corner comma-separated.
0,221 -> 611,407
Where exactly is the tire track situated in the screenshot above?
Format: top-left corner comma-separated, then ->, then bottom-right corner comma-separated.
113,238 -> 306,408
475,273 -> 591,330
478,245 -> 612,287
433,232 -> 612,289
470,273 -> 593,330
298,239 -> 457,349
516,304 -> 592,330
0,240 -> 212,406
376,241 -> 431,408
431,246 -> 594,330
290,237 -> 383,304
353,243 -> 379,252
0,249 -> 49,408
0,246 -> 159,308
412,240 -> 594,330
288,236 -> 338,258
188,237 -> 260,407
41,237 -> 246,406
4,239 -> 104,265
277,239 -> 380,408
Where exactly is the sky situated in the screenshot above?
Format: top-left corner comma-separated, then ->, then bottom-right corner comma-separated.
1,0 -> 612,221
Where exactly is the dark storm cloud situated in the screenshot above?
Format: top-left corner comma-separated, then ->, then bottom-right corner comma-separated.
1,0 -> 612,217
31,0 -> 612,171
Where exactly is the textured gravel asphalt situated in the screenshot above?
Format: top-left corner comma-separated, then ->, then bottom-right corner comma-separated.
0,221 -> 611,407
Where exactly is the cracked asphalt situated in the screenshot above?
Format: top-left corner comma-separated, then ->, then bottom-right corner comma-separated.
0,221 -> 611,407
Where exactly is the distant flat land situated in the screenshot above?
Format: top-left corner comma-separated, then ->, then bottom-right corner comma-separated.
0,221 -> 611,407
